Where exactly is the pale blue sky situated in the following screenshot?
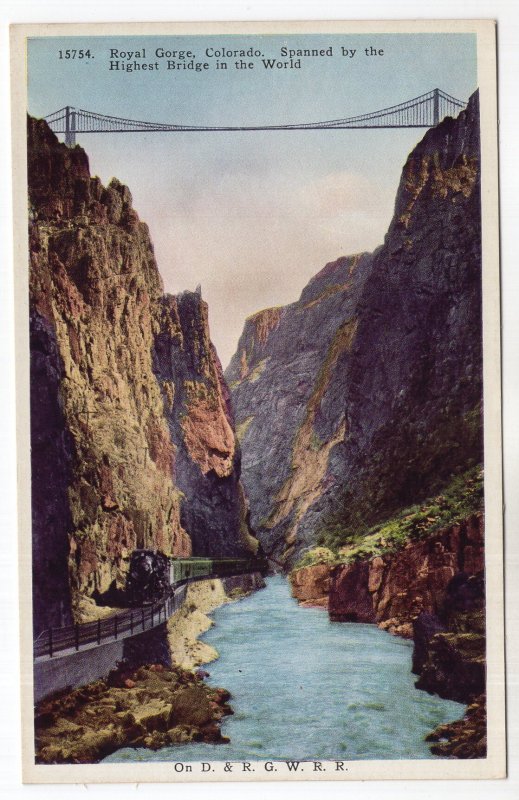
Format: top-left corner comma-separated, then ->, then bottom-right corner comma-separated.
28,33 -> 477,365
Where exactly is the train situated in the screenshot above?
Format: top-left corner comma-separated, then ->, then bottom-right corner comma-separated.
126,550 -> 270,606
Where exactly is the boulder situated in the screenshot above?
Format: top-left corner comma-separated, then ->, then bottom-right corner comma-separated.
170,686 -> 214,727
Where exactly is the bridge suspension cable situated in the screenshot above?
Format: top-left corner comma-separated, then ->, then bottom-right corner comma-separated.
44,88 -> 467,147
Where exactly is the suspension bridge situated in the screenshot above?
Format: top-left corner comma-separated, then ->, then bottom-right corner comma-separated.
45,88 -> 466,147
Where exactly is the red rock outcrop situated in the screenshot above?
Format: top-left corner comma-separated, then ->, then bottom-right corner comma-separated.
289,563 -> 332,608
289,512 -> 486,757
327,513 -> 484,636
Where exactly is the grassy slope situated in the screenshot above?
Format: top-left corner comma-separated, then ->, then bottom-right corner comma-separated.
294,464 -> 483,571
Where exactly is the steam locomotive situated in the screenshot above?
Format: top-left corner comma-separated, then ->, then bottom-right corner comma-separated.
126,550 -> 269,606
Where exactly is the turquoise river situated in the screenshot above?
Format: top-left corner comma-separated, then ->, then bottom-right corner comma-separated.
104,575 -> 464,763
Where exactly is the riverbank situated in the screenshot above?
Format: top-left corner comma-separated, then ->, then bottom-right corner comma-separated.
35,662 -> 233,764
35,573 -> 265,763
288,470 -> 486,758
427,694 -> 487,758
289,532 -> 486,757
105,575 -> 465,764
167,573 -> 265,670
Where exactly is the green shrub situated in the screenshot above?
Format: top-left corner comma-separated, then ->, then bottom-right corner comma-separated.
293,546 -> 338,570
314,464 -> 483,565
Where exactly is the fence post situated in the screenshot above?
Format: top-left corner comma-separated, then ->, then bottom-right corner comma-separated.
97,618 -> 101,645
49,627 -> 53,659
75,624 -> 79,651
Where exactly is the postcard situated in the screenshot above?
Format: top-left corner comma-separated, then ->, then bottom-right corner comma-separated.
10,19 -> 504,783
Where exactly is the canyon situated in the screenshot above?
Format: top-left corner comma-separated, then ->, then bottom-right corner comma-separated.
29,89 -> 486,762
227,91 -> 482,570
229,91 -> 485,756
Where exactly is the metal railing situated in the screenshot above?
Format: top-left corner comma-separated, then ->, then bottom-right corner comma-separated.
34,560 -> 263,660
34,584 -> 188,660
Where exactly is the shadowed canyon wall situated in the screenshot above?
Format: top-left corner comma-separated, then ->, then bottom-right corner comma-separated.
28,118 -> 255,633
153,291 -> 257,557
225,252 -> 374,563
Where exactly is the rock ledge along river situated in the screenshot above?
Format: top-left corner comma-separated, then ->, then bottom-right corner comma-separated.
104,575 -> 464,762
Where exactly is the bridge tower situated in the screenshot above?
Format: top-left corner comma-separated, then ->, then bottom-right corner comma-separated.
65,106 -> 76,147
433,88 -> 440,126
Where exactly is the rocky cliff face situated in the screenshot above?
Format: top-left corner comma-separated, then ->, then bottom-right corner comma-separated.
289,562 -> 331,608
30,312 -> 75,633
320,91 -> 483,548
227,92 -> 482,567
153,292 -> 257,557
225,252 -> 374,563
327,512 -> 483,634
415,566 -> 486,758
29,118 -> 254,632
289,510 -> 483,629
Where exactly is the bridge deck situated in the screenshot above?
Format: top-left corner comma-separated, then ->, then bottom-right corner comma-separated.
43,89 -> 467,146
